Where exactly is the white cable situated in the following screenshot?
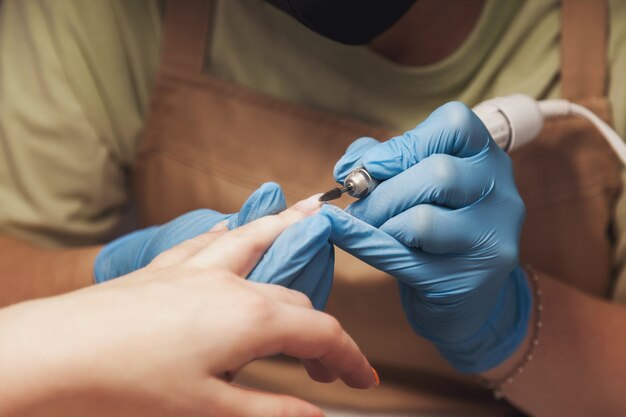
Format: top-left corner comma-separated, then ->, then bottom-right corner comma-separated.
538,99 -> 626,166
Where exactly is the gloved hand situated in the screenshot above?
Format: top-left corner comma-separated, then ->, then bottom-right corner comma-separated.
248,209 -> 335,310
95,183 -> 334,310
328,102 -> 531,373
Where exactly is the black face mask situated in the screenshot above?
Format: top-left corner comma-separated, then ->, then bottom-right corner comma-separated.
264,0 -> 416,45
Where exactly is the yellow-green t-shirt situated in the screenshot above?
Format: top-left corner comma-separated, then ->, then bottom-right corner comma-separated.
1,0 -> 626,299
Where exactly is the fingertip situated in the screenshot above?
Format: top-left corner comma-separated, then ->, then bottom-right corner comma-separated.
371,366 -> 380,387
236,182 -> 288,228
302,359 -> 338,384
333,137 -> 380,182
361,141 -> 406,180
333,159 -> 355,184
259,181 -> 282,191
257,182 -> 288,212
346,137 -> 381,154
429,101 -> 490,156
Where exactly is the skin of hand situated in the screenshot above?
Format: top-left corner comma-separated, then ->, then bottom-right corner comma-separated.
0,196 -> 377,417
329,102 -> 531,373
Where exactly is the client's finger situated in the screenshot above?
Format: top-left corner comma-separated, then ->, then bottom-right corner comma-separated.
253,305 -> 377,389
188,195 -> 323,276
209,382 -> 324,417
302,358 -> 337,384
149,223 -> 229,268
252,283 -> 314,309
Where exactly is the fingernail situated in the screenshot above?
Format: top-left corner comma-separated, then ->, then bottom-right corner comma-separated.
295,194 -> 323,213
371,367 -> 380,386
209,220 -> 228,232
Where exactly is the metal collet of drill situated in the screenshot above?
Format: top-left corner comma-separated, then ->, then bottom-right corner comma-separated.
319,167 -> 380,202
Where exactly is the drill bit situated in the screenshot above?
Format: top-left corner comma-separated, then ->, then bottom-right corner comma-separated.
319,185 -> 351,202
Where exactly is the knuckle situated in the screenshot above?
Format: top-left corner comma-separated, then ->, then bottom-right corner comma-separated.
321,315 -> 345,341
349,136 -> 380,153
410,205 -> 435,239
292,290 -> 314,309
427,154 -> 458,190
244,294 -> 276,322
228,233 -> 269,259
439,101 -> 475,131
249,239 -> 270,259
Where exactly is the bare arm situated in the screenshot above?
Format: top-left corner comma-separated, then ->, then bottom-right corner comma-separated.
482,272 -> 626,416
0,235 -> 99,308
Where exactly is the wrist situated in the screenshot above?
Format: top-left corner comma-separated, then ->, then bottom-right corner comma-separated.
479,265 -> 541,398
435,266 -> 532,374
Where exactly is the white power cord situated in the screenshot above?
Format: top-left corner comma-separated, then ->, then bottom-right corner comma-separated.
473,94 -> 626,165
538,99 -> 626,166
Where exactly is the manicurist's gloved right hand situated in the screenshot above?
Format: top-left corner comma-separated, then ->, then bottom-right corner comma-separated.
326,102 -> 532,373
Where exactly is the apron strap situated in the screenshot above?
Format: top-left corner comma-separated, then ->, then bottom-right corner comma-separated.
160,0 -> 216,74
561,0 -> 608,99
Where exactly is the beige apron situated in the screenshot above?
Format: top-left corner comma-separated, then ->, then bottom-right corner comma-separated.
134,0 -> 621,415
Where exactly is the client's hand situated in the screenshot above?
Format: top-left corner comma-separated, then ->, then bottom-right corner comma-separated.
0,198 -> 376,417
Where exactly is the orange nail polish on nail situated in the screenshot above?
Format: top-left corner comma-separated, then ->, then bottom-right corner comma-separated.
371,367 -> 380,386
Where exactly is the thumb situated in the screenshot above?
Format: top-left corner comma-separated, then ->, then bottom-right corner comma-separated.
229,182 -> 287,229
333,137 -> 380,183
248,215 -> 333,310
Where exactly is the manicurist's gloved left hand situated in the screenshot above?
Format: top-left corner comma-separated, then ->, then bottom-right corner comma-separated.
328,102 -> 532,373
95,184 -> 333,310
247,206 -> 335,310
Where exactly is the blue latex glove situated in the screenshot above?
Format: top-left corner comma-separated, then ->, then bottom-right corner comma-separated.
95,183 -> 334,310
330,102 -> 531,373
248,213 -> 334,310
